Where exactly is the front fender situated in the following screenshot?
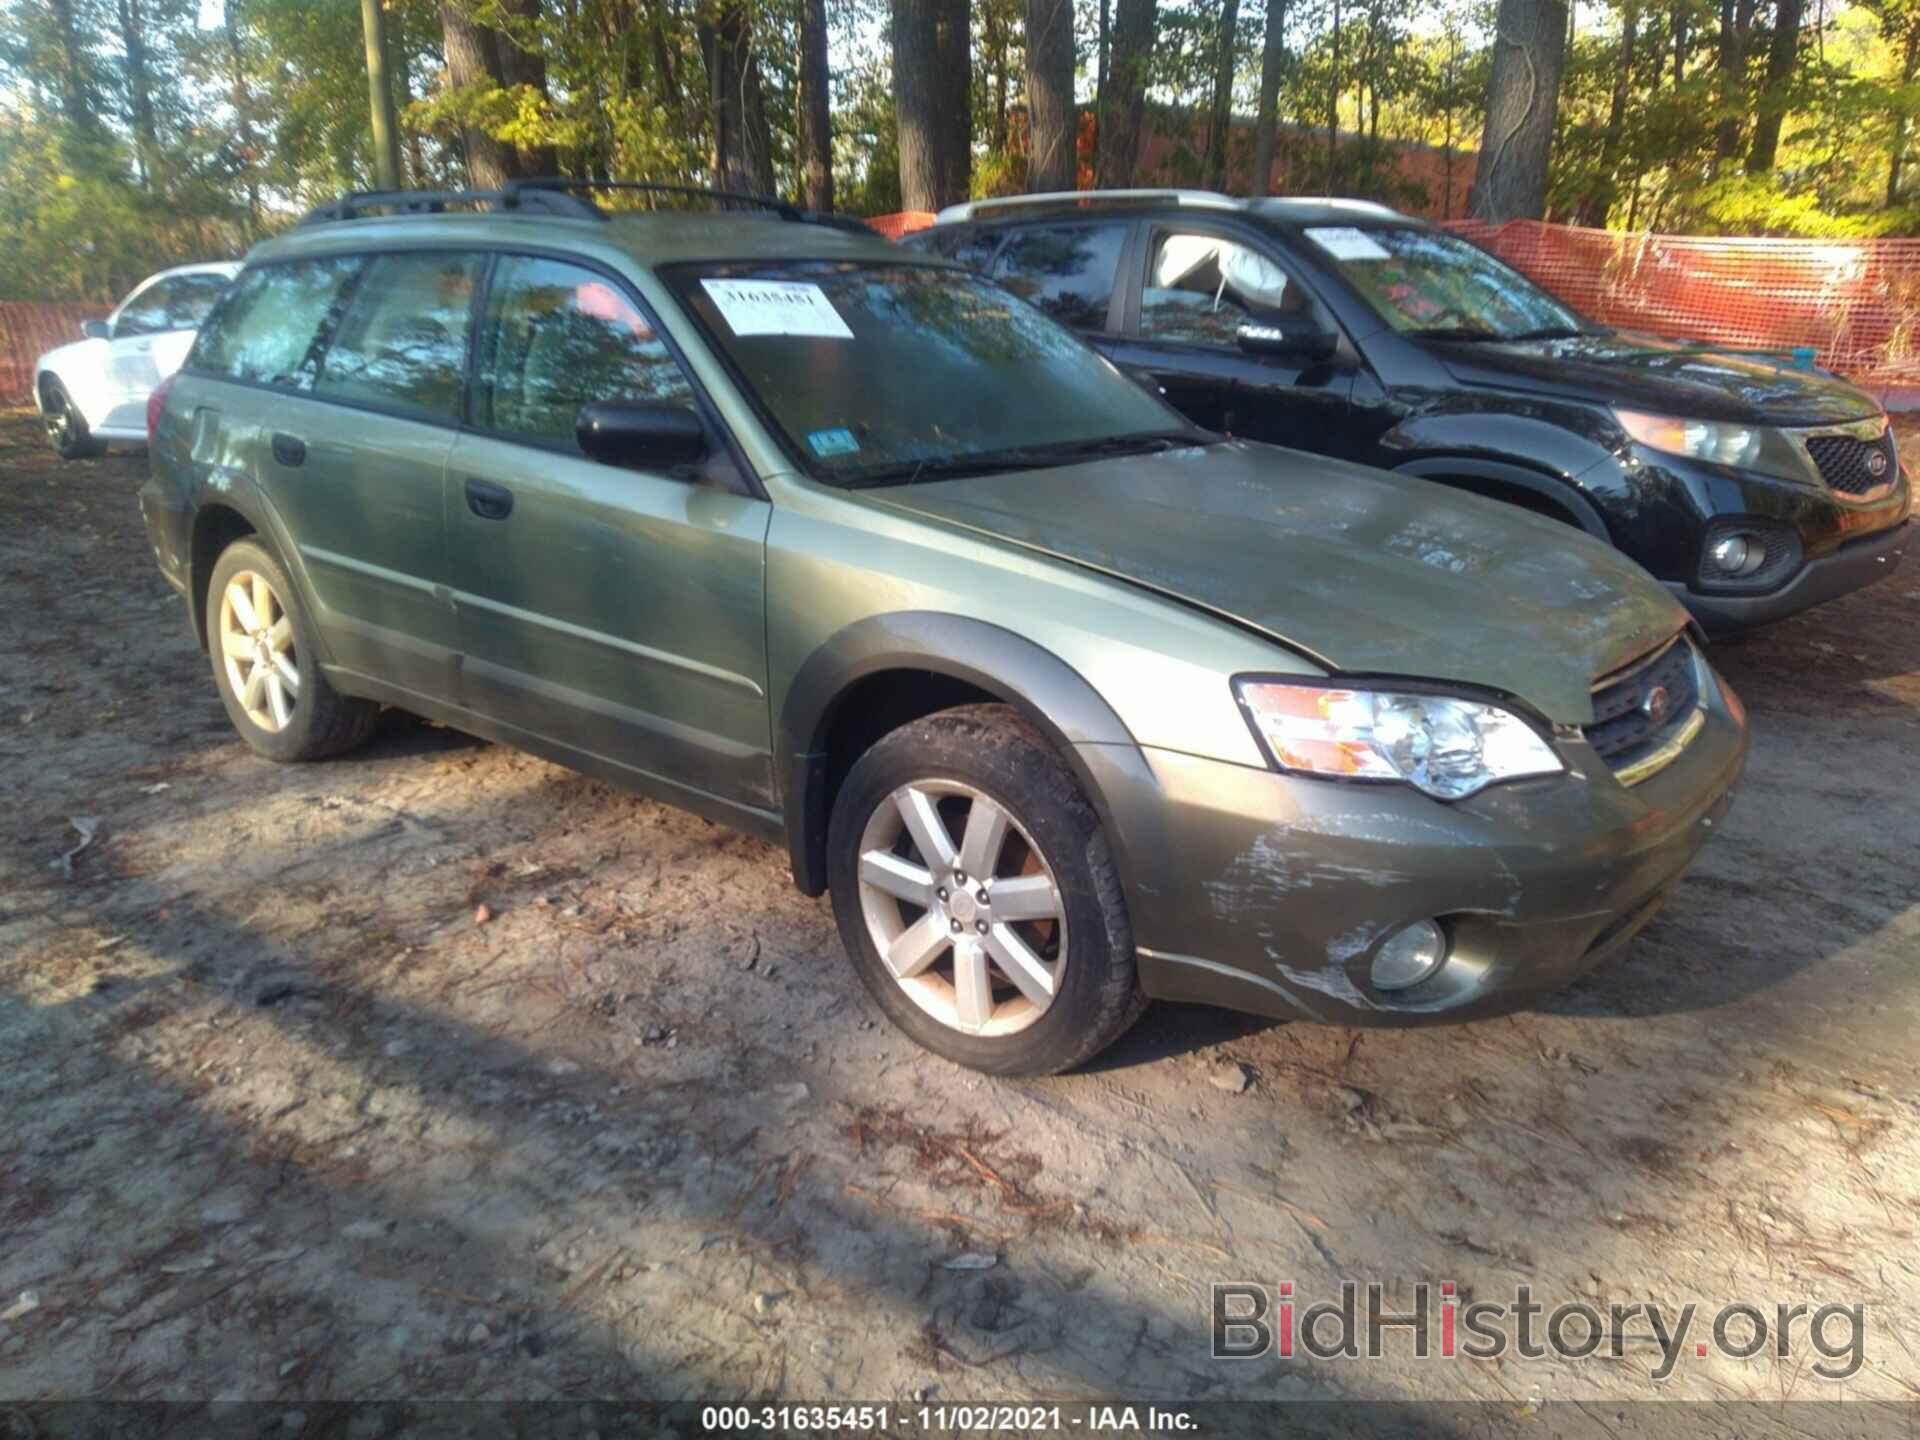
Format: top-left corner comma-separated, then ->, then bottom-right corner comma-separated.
777,612 -> 1159,903
1381,404 -> 1624,532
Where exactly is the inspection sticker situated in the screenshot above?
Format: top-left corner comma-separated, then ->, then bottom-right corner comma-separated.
701,279 -> 854,339
807,427 -> 862,457
1304,226 -> 1392,261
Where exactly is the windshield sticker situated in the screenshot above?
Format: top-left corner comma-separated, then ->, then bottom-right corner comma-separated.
1305,226 -> 1392,262
700,279 -> 854,339
807,427 -> 862,458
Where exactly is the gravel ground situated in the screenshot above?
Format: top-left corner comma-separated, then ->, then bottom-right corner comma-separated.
1,408 -> 1917,1421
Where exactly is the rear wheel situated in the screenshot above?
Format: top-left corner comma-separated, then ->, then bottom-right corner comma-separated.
828,704 -> 1145,1075
41,378 -> 104,460
206,538 -> 379,761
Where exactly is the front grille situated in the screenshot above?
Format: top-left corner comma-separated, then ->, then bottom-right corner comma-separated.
1805,429 -> 1898,497
1585,638 -> 1701,773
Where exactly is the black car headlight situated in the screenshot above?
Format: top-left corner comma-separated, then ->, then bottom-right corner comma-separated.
1614,408 -> 1817,486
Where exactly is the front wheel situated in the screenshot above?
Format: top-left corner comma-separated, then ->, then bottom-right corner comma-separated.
827,704 -> 1145,1075
41,378 -> 104,460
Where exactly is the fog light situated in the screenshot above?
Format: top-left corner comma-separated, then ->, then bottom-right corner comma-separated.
1708,534 -> 1750,573
1707,532 -> 1770,578
1371,920 -> 1448,991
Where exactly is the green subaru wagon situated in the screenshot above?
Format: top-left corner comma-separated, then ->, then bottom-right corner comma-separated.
141,183 -> 1748,1075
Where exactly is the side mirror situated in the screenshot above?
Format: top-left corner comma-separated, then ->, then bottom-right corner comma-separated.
575,401 -> 708,469
1236,322 -> 1339,363
82,319 -> 111,340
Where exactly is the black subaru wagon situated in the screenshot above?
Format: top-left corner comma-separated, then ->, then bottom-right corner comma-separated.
902,192 -> 1912,632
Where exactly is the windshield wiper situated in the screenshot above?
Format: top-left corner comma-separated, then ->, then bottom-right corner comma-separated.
1014,430 -> 1208,461
1403,325 -> 1503,342
1506,325 -> 1587,341
838,431 -> 1206,488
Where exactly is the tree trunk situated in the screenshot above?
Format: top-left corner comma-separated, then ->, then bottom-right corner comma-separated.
45,0 -> 101,136
893,0 -> 971,209
361,0 -> 403,188
1468,0 -> 1569,222
1026,0 -> 1077,190
701,0 -> 774,195
1250,0 -> 1287,195
1744,0 -> 1803,172
1890,23 -> 1920,205
1714,0 -> 1755,160
116,0 -> 158,186
1205,0 -> 1240,188
224,0 -> 260,237
1095,0 -> 1157,187
1325,0 -> 1340,189
1094,0 -> 1109,181
799,0 -> 833,208
440,0 -> 515,187
495,0 -> 558,175
1573,0 -> 1635,225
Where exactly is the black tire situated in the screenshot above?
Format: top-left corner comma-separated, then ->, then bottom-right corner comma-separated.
41,378 -> 105,460
205,538 -> 379,762
827,703 -> 1146,1075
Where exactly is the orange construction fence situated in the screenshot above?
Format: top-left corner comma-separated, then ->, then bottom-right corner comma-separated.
0,301 -> 111,406
866,209 -> 1920,404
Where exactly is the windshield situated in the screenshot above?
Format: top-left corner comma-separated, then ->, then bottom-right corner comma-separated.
663,260 -> 1194,485
1303,225 -> 1588,341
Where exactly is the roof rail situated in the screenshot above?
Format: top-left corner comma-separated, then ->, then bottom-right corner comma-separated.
297,179 -> 875,235
934,188 -> 1244,223
297,186 -> 603,226
506,179 -> 874,234
1256,195 -> 1406,218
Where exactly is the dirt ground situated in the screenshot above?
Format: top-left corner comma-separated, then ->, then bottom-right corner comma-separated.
2,405 -> 1917,1422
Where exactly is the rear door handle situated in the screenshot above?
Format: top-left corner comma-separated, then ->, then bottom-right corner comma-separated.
271,432 -> 306,467
465,477 -> 514,521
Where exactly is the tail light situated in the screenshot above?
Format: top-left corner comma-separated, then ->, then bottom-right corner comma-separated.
147,372 -> 177,441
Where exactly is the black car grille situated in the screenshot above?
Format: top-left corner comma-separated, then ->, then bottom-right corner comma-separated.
1805,430 -> 1898,496
1585,638 -> 1701,771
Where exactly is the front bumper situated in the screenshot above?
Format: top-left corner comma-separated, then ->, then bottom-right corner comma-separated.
1671,519 -> 1907,631
1096,667 -> 1748,1026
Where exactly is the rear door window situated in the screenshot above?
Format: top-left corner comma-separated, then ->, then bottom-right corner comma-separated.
990,223 -> 1128,331
314,251 -> 484,422
474,255 -> 697,452
190,257 -> 364,391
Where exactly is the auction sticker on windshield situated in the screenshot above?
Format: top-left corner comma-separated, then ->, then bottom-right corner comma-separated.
700,279 -> 854,339
1305,227 -> 1391,262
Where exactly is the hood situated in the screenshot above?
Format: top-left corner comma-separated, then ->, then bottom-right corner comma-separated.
865,442 -> 1690,725
1431,329 -> 1879,427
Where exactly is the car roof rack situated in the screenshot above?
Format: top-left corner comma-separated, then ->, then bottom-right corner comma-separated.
934,189 -> 1245,223
297,178 -> 873,234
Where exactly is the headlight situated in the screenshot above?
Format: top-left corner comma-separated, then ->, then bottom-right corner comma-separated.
1613,408 -> 1815,484
1234,680 -> 1564,800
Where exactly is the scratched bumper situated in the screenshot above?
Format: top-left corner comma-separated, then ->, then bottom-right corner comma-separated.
1100,668 -> 1748,1026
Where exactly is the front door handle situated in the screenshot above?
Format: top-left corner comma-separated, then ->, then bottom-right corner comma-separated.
465,477 -> 514,521
271,432 -> 306,467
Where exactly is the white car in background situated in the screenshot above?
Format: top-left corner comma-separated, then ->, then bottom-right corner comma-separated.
34,261 -> 241,459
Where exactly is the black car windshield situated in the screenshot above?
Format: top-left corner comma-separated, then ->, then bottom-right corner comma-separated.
663,260 -> 1195,485
1303,225 -> 1588,341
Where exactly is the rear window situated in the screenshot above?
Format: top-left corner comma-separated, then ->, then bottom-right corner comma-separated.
990,223 -> 1127,331
190,258 -> 364,390
903,225 -> 1006,271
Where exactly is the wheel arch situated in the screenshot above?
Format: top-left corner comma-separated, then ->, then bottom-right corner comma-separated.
778,614 -> 1141,898
1394,456 -> 1614,542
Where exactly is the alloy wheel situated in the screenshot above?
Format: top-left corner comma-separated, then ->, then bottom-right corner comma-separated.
218,570 -> 299,733
855,780 -> 1067,1037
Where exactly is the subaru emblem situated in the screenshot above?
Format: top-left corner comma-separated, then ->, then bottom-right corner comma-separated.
1642,685 -> 1671,727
